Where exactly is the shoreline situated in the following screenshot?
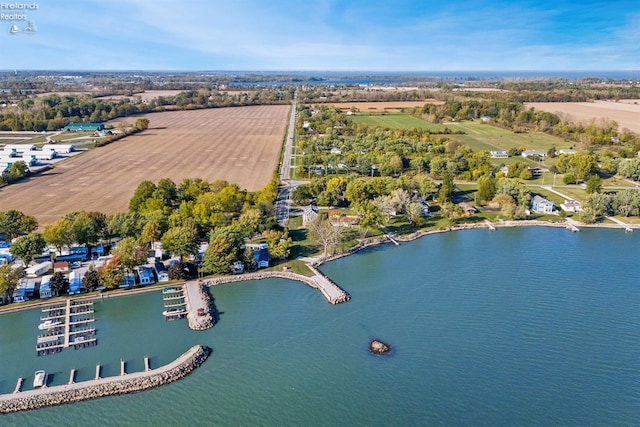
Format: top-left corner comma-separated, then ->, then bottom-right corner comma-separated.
0,219 -> 634,316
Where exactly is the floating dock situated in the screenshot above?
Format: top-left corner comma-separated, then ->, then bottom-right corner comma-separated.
36,299 -> 96,356
162,286 -> 187,320
184,281 -> 214,330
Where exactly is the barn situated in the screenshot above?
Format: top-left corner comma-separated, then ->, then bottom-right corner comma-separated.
64,123 -> 104,132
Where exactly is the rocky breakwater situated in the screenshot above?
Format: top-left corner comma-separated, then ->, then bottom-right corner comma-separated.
0,345 -> 211,414
203,270 -> 350,305
184,281 -> 215,331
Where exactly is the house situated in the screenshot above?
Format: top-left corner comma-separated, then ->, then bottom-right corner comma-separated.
531,195 -> 554,214
3,144 -> 36,153
490,150 -> 509,158
0,253 -> 13,265
119,273 -> 136,289
41,144 -> 75,154
420,200 -> 431,217
63,123 -> 104,132
154,262 -> 169,282
137,265 -> 156,285
53,261 -> 70,273
39,275 -> 55,299
244,244 -> 270,268
302,205 -> 319,226
556,149 -> 576,155
458,202 -> 477,216
68,270 -> 86,294
560,199 -> 582,212
480,116 -> 492,123
25,261 -> 52,278
521,150 -> 547,158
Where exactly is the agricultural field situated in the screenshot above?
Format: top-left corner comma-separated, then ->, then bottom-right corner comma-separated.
525,101 -> 640,134
0,105 -> 289,226
349,113 -> 453,132
325,100 -> 442,112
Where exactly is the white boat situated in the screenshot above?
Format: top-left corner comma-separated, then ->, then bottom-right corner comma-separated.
38,319 -> 62,330
33,370 -> 47,388
162,307 -> 186,317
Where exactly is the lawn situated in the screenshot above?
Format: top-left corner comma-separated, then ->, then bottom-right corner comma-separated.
350,113 -> 453,132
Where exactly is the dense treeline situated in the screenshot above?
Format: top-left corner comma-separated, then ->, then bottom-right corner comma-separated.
0,88 -> 293,131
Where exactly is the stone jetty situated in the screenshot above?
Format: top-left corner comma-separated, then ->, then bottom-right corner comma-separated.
184,281 -> 215,331
203,270 -> 350,305
0,345 -> 210,414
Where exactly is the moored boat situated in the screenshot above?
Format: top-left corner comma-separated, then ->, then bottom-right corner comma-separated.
33,370 -> 47,388
38,319 -> 62,330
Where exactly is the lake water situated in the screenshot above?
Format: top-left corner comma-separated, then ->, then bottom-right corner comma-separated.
1,227 -> 639,426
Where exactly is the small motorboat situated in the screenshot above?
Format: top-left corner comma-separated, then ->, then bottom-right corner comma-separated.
38,319 -> 62,330
33,370 -> 47,388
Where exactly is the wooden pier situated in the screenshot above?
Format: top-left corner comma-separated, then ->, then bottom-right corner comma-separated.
37,299 -> 97,356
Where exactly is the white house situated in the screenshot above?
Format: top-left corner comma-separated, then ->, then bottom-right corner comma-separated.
302,205 -> 319,226
3,144 -> 36,153
490,150 -> 509,158
560,199 -> 582,212
521,150 -> 547,158
41,144 -> 76,154
25,261 -> 52,278
531,195 -> 554,214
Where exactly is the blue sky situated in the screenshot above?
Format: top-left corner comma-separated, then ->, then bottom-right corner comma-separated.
0,0 -> 638,71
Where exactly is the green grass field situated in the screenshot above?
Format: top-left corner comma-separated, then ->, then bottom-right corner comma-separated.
350,113 -> 452,132
447,121 -> 571,153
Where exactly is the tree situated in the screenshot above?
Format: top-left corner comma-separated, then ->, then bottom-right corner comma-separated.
583,193 -> 612,219
161,224 -> 199,261
168,261 -> 196,280
438,173 -> 454,204
10,233 -> 46,265
585,175 -> 603,194
496,178 -> 530,206
111,237 -> 147,271
612,190 -> 640,217
129,180 -> 157,212
49,271 -> 69,296
43,218 -> 73,255
373,195 -> 397,224
617,158 -> 640,181
0,264 -> 23,303
134,117 -> 150,131
354,201 -> 383,238
108,212 -> 143,238
476,175 -> 496,203
65,211 -> 103,255
263,229 -> 292,260
0,210 -> 37,239
308,215 -> 341,260
100,257 -> 124,289
202,228 -> 243,275
243,247 -> 258,272
82,268 -> 101,292
406,202 -> 425,226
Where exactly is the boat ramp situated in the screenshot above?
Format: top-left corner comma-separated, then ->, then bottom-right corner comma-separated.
36,299 -> 97,356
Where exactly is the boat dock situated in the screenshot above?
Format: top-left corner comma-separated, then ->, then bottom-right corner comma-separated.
162,286 -> 187,320
183,281 -> 214,330
485,220 -> 496,231
36,299 -> 97,356
307,265 -> 351,304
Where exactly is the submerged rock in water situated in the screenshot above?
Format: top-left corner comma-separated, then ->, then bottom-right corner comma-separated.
369,339 -> 391,355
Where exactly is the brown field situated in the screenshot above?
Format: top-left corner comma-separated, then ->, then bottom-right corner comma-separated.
325,100 -> 443,112
525,101 -> 640,134
0,105 -> 289,226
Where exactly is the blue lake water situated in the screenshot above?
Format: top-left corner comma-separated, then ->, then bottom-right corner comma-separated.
1,227 -> 639,426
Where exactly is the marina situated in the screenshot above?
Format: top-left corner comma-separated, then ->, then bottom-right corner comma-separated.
161,286 -> 187,320
36,299 -> 97,356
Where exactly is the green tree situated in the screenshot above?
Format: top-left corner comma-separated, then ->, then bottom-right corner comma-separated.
49,271 -> 69,296
43,218 -> 73,255
65,211 -> 103,255
111,237 -> 147,271
243,247 -> 258,272
617,158 -> 640,181
476,175 -> 496,202
438,173 -> 454,204
263,229 -> 292,260
10,233 -> 46,265
585,175 -> 603,194
202,228 -> 243,275
308,215 -> 341,260
0,264 -> 23,303
129,180 -> 157,212
563,173 -> 577,185
0,210 -> 37,239
134,117 -> 150,131
161,224 -> 199,261
82,268 -> 101,292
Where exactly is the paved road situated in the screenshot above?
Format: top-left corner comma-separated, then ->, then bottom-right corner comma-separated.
276,90 -> 306,227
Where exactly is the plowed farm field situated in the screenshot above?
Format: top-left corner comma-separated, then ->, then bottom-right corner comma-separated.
525,101 -> 640,134
0,105 -> 289,225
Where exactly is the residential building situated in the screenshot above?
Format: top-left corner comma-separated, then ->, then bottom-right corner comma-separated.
531,195 -> 554,214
